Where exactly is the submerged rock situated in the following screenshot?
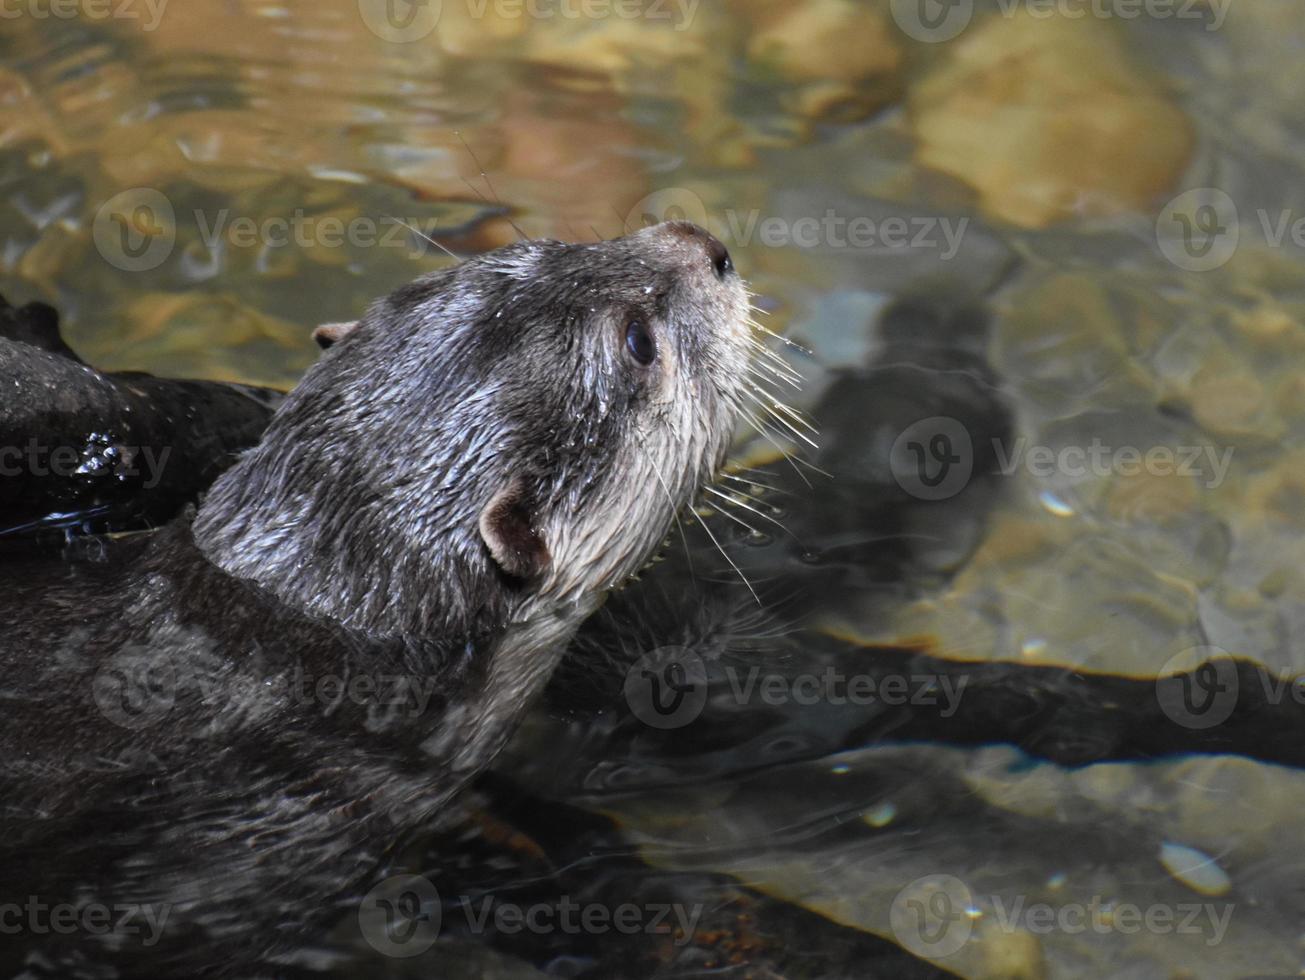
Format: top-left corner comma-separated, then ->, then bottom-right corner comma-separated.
907,10 -> 1194,228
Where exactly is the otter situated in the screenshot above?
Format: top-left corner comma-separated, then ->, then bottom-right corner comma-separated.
0,294 -> 281,547
0,220 -> 750,977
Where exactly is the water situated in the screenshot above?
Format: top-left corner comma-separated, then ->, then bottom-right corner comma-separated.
4,0 -> 1305,976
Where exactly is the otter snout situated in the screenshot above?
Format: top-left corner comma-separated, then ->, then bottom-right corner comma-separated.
643,220 -> 735,281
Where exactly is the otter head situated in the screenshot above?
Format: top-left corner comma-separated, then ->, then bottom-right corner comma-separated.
193,221 -> 751,646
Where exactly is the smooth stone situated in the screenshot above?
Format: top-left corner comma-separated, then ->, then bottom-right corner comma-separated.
746,0 -> 900,85
907,10 -> 1194,228
1159,842 -> 1233,898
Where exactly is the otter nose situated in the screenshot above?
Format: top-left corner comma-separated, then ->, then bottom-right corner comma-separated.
660,220 -> 734,279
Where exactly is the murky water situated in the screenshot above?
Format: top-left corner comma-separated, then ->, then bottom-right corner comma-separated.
4,0 -> 1305,976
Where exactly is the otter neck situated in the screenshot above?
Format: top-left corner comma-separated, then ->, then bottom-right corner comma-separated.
191,448 -> 517,643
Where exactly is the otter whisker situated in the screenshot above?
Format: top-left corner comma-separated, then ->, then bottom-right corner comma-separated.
701,498 -> 760,537
689,504 -> 761,606
747,341 -> 801,374
738,409 -> 812,488
751,322 -> 809,360
632,431 -> 697,588
706,483 -> 771,510
385,215 -> 462,263
742,384 -> 815,435
720,471 -> 791,496
739,412 -> 831,482
746,350 -> 805,392
702,485 -> 795,538
746,342 -> 802,375
768,398 -> 819,436
454,129 -> 528,242
745,316 -> 813,357
746,331 -> 803,368
748,363 -> 803,391
743,388 -> 818,449
632,429 -> 762,607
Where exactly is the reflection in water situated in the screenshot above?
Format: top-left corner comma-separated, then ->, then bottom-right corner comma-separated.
3,0 -> 1305,976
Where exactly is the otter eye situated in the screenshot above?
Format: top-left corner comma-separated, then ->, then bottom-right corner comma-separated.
625,319 -> 656,366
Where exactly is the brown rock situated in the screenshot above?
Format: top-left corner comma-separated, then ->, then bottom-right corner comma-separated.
908,11 -> 1194,228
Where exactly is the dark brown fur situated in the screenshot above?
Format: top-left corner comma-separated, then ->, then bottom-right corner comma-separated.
0,222 -> 749,977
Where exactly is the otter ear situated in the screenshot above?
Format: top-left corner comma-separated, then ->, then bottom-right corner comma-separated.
313,321 -> 359,350
478,480 -> 551,582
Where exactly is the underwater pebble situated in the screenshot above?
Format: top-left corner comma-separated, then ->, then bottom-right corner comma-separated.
907,9 -> 1193,228
746,0 -> 900,84
1158,842 -> 1232,897
862,802 -> 896,829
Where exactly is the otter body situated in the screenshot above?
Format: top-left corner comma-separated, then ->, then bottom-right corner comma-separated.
1,524 -> 480,974
0,294 -> 281,545
0,222 -> 750,976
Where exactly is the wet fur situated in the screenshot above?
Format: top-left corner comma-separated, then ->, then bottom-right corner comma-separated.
0,223 -> 749,976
